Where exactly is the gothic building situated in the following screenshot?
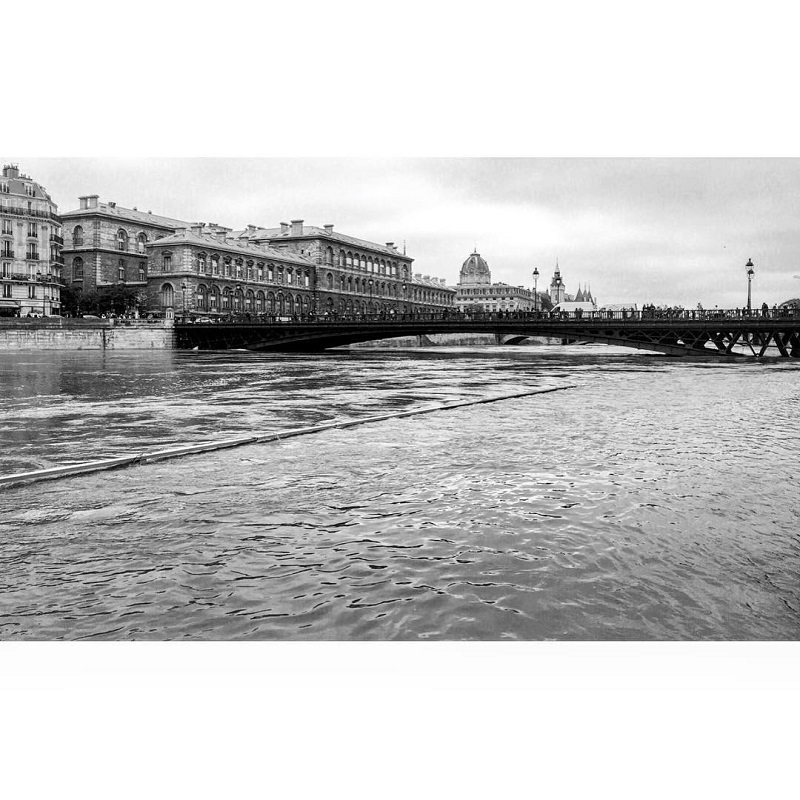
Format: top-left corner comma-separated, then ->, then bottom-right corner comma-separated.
0,164 -> 63,317
548,262 -> 597,310
453,250 -> 537,313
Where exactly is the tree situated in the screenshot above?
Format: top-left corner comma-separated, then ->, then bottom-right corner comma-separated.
59,284 -> 83,317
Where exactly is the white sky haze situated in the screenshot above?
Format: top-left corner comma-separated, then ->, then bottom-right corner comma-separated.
11,157 -> 800,309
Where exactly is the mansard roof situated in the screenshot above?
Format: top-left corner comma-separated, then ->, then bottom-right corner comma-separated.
149,229 -> 314,266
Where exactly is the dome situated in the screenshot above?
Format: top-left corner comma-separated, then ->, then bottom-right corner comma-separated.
459,250 -> 491,286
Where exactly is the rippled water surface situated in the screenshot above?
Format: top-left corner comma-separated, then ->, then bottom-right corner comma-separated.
1,346 -> 799,640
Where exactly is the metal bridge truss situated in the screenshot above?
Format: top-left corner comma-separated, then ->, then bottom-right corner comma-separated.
176,316 -> 800,358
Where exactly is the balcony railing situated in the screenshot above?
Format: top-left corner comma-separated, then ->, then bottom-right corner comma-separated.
50,234 -> 64,244
0,205 -> 60,222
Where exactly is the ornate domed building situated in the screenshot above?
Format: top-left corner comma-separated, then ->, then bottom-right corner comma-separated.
459,250 -> 492,286
453,249 -> 538,313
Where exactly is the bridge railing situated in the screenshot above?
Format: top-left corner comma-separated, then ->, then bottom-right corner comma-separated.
176,305 -> 800,326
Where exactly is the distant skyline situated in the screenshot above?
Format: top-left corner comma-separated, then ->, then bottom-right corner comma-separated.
9,157 -> 800,307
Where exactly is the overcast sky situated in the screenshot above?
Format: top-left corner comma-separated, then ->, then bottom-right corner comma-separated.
13,157 -> 800,308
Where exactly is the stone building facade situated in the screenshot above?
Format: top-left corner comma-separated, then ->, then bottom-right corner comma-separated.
235,221 -> 455,316
453,250 -> 537,313
145,226 -> 315,317
60,195 -> 191,297
0,164 -> 63,317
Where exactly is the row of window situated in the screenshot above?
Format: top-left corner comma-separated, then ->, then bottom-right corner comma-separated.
0,244 -> 40,259
322,246 -> 406,278
71,226 -> 149,253
0,183 -> 34,196
70,257 -> 146,283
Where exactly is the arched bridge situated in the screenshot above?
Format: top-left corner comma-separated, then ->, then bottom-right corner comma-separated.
175,309 -> 800,358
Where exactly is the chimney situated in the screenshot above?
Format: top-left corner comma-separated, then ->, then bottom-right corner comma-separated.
247,224 -> 257,232
108,201 -> 116,209
324,224 -> 334,235
216,231 -> 227,242
190,222 -> 205,234
291,219 -> 304,236
280,222 -> 290,235
2,164 -> 20,179
385,242 -> 394,249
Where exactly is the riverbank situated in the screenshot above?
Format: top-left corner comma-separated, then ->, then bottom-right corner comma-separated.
0,318 -> 174,350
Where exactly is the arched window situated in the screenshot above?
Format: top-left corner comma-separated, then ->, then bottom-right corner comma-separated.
160,282 -> 175,308
72,257 -> 84,279
117,229 -> 128,252
346,252 -> 353,267
326,272 -> 333,289
268,291 -> 276,313
245,290 -> 254,311
286,295 -> 294,314
326,247 -> 334,265
210,286 -> 220,310
338,250 -> 346,266
256,291 -> 265,312
137,232 -> 147,254
222,287 -> 231,310
73,226 -> 84,247
197,285 -> 208,311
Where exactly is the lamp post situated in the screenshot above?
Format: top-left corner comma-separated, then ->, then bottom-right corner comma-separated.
745,258 -> 754,314
532,268 -> 539,313
181,281 -> 187,320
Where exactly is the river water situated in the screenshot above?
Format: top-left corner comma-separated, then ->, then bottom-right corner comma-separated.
0,346 -> 798,640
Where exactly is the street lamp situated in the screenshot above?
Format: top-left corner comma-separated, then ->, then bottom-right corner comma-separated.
181,281 -> 187,319
532,268 -> 539,313
745,258 -> 754,314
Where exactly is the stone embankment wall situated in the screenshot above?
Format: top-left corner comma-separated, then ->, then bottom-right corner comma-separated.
0,319 -> 175,350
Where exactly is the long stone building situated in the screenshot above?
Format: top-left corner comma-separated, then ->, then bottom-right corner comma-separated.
42,180 -> 455,319
60,195 -> 191,296
234,221 -> 454,316
0,164 -> 63,317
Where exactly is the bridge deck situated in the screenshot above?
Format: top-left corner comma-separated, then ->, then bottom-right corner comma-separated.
175,309 -> 800,358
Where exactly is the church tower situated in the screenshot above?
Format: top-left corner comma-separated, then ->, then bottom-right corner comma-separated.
549,261 -> 565,306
